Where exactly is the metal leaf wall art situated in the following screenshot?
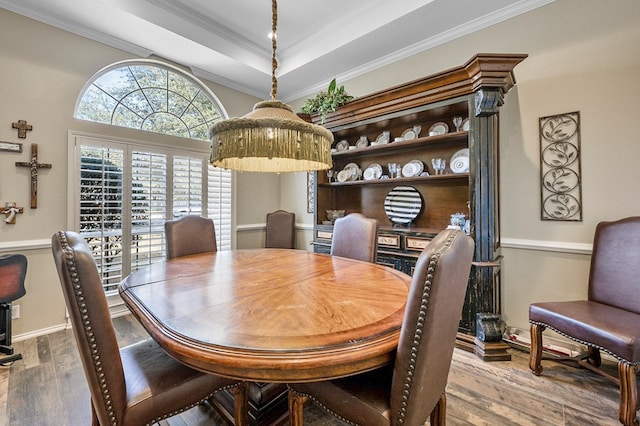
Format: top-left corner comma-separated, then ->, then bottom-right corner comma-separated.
539,111 -> 582,221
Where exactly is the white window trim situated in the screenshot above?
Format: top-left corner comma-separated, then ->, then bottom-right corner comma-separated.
67,130 -> 236,314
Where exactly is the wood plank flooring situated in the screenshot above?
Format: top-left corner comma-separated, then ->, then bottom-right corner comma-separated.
0,315 -> 628,425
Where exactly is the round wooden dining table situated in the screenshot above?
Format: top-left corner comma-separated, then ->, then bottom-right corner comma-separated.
119,248 -> 411,383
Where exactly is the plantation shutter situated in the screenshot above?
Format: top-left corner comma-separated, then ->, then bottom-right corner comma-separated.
78,145 -> 125,292
172,156 -> 204,217
208,164 -> 232,251
74,135 -> 232,293
130,151 -> 168,271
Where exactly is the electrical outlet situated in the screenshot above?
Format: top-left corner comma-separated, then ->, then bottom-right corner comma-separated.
11,304 -> 20,319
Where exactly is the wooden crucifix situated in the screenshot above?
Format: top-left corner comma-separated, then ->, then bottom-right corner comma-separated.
11,120 -> 32,139
15,144 -> 52,208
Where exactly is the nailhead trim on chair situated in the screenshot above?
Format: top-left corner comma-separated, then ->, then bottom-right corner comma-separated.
396,230 -> 459,425
143,384 -> 243,426
529,320 -> 640,367
288,231 -> 462,426
287,388 -> 360,426
56,231 -> 243,425
57,231 -> 119,425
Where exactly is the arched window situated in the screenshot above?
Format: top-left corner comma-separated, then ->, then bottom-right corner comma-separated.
72,60 -> 232,293
75,60 -> 225,141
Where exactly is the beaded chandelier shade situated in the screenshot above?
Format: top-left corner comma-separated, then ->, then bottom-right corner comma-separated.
209,0 -> 333,173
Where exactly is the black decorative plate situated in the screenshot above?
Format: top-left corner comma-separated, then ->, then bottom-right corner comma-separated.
384,186 -> 423,225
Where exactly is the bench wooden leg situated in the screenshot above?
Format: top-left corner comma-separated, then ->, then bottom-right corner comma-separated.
618,362 -> 638,426
529,323 -> 544,376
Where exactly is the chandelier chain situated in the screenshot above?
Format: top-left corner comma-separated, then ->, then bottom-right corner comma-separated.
271,0 -> 278,101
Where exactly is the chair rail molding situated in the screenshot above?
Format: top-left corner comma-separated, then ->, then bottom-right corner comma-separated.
0,239 -> 51,253
501,237 -> 591,255
236,222 -> 311,233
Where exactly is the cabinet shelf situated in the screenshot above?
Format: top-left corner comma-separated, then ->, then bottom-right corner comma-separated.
320,173 -> 468,187
332,131 -> 468,158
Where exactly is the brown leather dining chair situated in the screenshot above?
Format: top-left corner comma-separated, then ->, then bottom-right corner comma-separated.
51,231 -> 248,426
330,213 -> 378,262
529,216 -> 640,426
288,229 -> 474,426
265,209 -> 296,249
165,214 -> 217,259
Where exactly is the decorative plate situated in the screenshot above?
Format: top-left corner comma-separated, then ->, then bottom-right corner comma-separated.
401,160 -> 423,178
375,132 -> 390,144
355,136 -> 368,148
409,159 -> 424,175
428,122 -> 449,136
363,167 -> 379,180
450,148 -> 469,173
337,170 -> 351,182
384,186 -> 423,225
336,140 -> 350,151
401,128 -> 416,140
343,162 -> 362,180
462,118 -> 470,131
363,163 -> 383,180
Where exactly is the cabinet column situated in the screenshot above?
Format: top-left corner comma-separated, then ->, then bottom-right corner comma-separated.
465,88 -> 510,361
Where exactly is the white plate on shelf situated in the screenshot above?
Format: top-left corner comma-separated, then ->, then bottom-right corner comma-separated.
336,170 -> 351,182
401,128 -> 416,140
343,162 -> 362,180
409,159 -> 424,175
450,148 -> 469,173
375,132 -> 390,144
335,140 -> 350,151
401,160 -> 424,177
384,186 -> 423,225
428,122 -> 449,136
355,136 -> 368,148
462,118 -> 470,131
363,165 -> 382,180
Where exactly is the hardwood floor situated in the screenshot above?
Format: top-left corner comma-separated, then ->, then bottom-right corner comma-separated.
0,315 -> 628,425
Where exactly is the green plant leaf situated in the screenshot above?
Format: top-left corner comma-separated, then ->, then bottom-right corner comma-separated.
327,78 -> 336,94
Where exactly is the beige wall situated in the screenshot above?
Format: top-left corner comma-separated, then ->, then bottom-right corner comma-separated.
288,0 -> 640,332
0,8 -> 262,336
2,0 -> 639,338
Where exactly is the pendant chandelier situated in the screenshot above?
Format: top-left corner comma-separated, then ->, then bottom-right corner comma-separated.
209,0 -> 333,173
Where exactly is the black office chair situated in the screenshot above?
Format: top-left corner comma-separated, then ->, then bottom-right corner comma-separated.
0,254 -> 27,365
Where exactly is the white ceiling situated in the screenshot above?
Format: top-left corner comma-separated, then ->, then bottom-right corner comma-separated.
0,0 -> 552,101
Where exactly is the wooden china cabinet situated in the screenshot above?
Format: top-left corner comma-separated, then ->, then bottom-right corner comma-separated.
309,53 -> 527,360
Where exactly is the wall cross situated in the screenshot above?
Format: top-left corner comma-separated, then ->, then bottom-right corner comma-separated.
15,144 -> 52,208
11,120 -> 32,139
2,202 -> 24,224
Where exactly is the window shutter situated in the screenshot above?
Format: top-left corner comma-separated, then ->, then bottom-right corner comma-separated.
208,165 -> 232,251
79,145 -> 125,292
172,156 -> 203,217
131,151 -> 168,271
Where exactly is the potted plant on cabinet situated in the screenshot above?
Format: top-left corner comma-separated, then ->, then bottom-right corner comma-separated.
300,78 -> 354,123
